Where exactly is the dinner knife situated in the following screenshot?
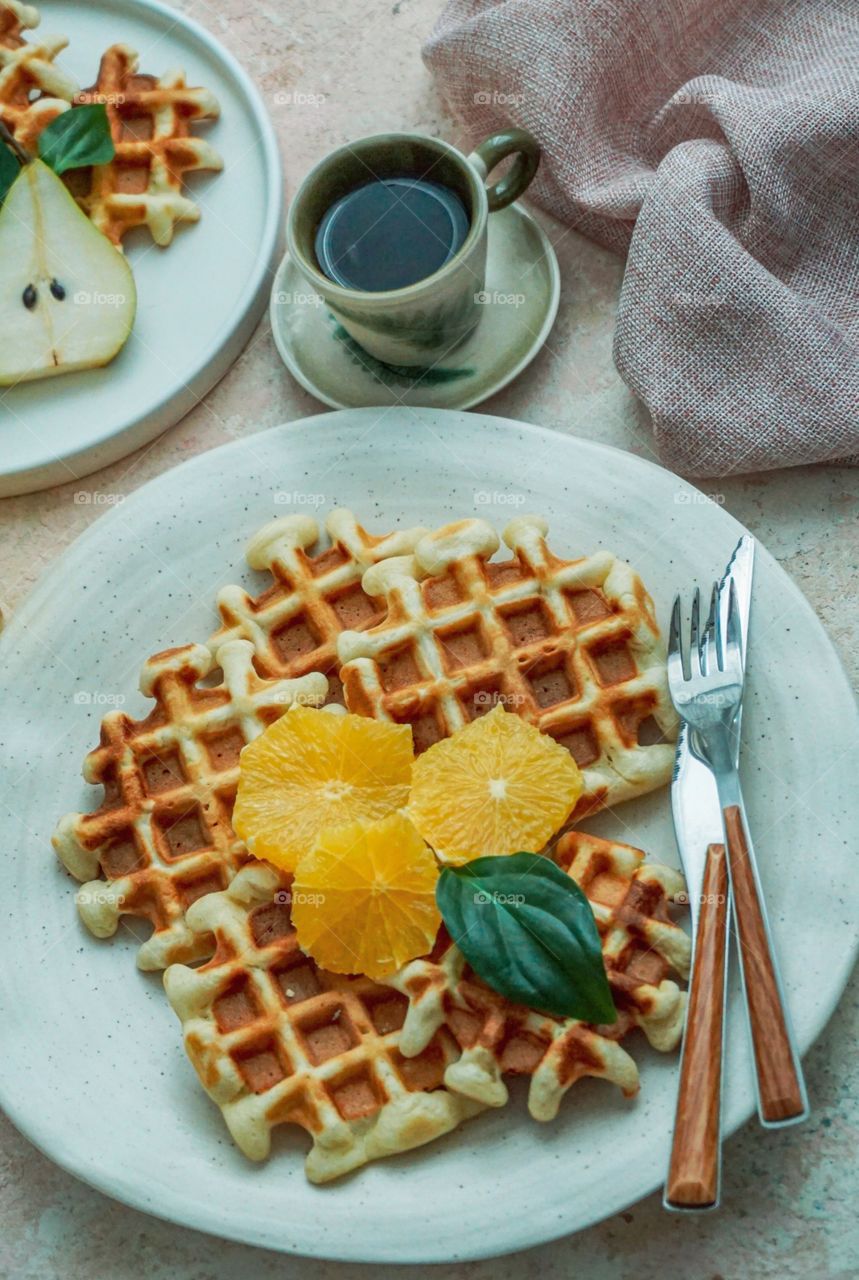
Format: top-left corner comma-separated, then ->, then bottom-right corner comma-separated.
663,534 -> 754,1212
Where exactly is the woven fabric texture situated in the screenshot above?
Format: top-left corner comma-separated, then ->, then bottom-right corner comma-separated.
423,0 -> 859,475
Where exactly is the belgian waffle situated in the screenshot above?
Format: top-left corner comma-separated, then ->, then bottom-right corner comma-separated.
208,508 -> 429,706
52,639 -> 327,970
385,831 -> 691,1121
0,1 -> 75,149
71,43 -> 222,246
338,515 -> 678,818
163,861 -> 484,1183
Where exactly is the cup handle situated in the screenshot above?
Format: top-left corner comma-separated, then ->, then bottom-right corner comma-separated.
466,128 -> 541,212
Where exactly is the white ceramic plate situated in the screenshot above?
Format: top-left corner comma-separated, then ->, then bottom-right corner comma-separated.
0,0 -> 282,498
0,410 -> 856,1263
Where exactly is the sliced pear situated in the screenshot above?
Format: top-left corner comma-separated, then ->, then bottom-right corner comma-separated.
0,159 -> 136,386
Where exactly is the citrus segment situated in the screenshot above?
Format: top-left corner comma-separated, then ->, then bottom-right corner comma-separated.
407,703 -> 582,864
233,706 -> 413,871
291,812 -> 441,978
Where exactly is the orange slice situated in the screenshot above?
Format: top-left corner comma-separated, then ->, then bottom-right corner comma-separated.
291,812 -> 441,978
407,703 -> 582,864
233,706 -> 413,871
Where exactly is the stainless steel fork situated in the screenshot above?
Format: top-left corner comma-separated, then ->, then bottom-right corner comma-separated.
668,582 -> 809,1128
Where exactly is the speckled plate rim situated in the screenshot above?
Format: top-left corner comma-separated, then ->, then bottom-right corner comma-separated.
268,201 -> 561,409
0,409 -> 857,1263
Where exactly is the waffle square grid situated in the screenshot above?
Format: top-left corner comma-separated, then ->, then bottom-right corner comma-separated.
338,514 -> 679,818
385,831 -> 691,1123
208,508 -> 429,705
52,639 -> 327,969
164,861 -> 484,1183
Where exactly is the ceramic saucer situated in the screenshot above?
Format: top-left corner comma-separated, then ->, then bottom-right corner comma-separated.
269,202 -> 560,409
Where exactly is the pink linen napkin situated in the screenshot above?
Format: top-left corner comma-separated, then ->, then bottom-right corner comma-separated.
423,0 -> 859,476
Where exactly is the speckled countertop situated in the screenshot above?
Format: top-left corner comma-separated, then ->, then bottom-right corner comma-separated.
1,2 -> 857,1277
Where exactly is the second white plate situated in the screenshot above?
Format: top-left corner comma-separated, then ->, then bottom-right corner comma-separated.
0,0 -> 282,497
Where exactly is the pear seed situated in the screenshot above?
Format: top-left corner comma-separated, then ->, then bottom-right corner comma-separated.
22,284 -> 37,309
50,278 -> 66,301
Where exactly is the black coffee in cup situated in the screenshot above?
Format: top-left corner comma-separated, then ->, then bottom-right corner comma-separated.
314,177 -> 470,292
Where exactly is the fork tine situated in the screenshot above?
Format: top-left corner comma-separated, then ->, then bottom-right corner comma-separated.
690,588 -> 701,674
700,584 -> 717,675
726,579 -> 743,664
668,593 -> 687,684
711,581 -> 725,671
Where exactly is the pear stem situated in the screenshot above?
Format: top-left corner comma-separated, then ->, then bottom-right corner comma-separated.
0,121 -> 32,167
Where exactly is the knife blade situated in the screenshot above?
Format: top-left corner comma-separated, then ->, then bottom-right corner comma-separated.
670,535 -> 755,933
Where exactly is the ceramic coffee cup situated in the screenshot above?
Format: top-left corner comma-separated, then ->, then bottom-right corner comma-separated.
285,129 -> 540,367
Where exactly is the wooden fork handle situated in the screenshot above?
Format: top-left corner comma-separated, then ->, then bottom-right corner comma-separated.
723,804 -> 807,1124
665,843 -> 729,1209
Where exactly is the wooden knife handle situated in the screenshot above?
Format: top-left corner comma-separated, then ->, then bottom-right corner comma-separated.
665,843 -> 729,1209
723,804 -> 807,1124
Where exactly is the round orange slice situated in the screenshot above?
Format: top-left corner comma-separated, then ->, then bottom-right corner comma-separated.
291,812 -> 441,978
232,706 -> 413,871
407,703 -> 582,864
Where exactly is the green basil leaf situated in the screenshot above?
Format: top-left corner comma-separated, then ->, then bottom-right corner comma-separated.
436,852 -> 617,1024
0,145 -> 20,204
38,104 -> 115,175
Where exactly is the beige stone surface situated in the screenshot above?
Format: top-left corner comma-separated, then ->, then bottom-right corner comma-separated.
0,2 -> 856,1277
